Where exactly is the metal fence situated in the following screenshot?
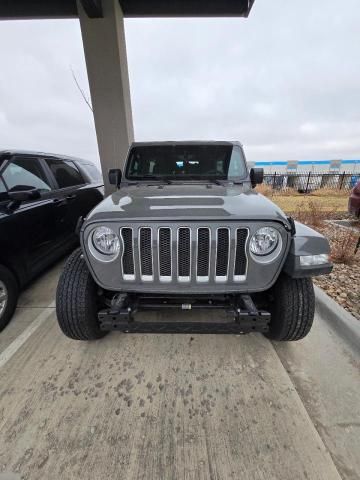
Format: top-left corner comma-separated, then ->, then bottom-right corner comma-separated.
263,172 -> 359,193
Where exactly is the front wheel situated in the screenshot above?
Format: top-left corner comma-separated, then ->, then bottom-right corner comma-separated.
265,275 -> 315,341
0,265 -> 18,332
56,248 -> 108,341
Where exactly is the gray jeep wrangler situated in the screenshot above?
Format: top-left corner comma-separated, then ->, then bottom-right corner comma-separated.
56,141 -> 332,341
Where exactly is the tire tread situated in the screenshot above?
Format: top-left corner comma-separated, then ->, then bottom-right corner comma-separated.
266,275 -> 315,341
56,248 -> 106,340
0,265 -> 18,332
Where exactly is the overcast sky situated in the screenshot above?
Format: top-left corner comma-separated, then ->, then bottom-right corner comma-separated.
0,0 -> 359,167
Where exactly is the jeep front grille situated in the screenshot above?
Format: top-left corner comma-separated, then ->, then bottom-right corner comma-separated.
234,228 -> 248,280
159,227 -> 172,281
216,228 -> 230,281
197,228 -> 210,281
120,225 -> 248,284
139,227 -> 153,280
120,228 -> 135,280
178,227 -> 191,281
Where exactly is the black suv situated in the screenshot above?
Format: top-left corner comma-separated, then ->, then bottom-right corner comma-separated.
0,150 -> 104,330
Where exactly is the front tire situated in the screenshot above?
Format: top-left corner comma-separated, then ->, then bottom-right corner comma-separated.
265,274 -> 315,341
56,248 -> 107,340
0,265 -> 18,332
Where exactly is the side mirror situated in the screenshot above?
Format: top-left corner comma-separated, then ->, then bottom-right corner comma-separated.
108,169 -> 122,189
7,188 -> 41,211
250,168 -> 264,188
8,188 -> 41,202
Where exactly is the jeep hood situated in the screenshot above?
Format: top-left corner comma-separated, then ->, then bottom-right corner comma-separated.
86,184 -> 288,224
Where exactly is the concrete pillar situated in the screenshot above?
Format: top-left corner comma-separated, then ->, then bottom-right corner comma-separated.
77,0 -> 134,193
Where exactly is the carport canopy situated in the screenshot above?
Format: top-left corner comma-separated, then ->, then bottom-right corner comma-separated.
0,1 -> 254,19
0,0 -> 255,191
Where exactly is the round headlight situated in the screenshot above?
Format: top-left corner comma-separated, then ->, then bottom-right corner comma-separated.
92,226 -> 120,256
250,227 -> 279,256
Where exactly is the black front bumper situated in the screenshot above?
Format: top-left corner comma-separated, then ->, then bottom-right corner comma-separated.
98,294 -> 270,334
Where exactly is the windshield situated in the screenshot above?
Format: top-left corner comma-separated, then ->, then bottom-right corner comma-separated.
125,144 -> 247,181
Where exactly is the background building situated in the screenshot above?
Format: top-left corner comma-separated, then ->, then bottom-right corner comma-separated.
254,159 -> 360,174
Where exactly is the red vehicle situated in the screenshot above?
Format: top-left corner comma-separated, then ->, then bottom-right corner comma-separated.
349,180 -> 360,218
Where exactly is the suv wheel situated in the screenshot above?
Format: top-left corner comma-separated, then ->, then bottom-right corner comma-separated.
56,248 -> 108,341
0,265 -> 19,332
265,274 -> 315,341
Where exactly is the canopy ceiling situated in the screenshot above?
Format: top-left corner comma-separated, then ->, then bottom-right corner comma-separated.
0,0 -> 255,19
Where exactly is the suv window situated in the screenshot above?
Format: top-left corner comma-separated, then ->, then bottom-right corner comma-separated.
82,163 -> 102,183
2,157 -> 51,193
0,177 -> 7,202
46,159 -> 85,189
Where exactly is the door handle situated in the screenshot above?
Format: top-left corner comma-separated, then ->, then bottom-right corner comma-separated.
53,198 -> 65,205
66,194 -> 77,201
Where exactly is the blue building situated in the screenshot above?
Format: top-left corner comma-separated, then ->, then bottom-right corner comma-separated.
251,159 -> 360,174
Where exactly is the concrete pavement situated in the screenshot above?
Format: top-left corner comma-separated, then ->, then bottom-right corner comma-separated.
0,262 -> 358,480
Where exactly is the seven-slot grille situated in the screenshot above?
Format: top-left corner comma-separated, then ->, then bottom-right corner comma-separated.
120,226 -> 248,283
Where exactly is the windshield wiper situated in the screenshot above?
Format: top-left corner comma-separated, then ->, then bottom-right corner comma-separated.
133,174 -> 173,184
170,175 -> 224,185
130,175 -> 225,185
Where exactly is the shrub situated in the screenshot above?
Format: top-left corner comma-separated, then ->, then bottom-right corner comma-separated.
255,183 -> 273,197
330,228 -> 359,265
293,200 -> 336,228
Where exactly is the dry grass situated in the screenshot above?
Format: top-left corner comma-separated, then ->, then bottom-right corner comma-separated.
255,183 -> 274,197
292,200 -> 337,228
255,185 -> 349,212
256,184 -> 358,265
329,228 -> 359,265
272,195 -> 348,213
292,200 -> 358,265
273,187 -> 301,197
310,188 -> 349,198
256,184 -> 300,197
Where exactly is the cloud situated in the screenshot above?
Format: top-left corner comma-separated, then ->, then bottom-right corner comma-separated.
0,19 -> 98,163
126,0 -> 360,161
0,0 -> 359,169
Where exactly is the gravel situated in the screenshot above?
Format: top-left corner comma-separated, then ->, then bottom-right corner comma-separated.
311,218 -> 360,321
314,265 -> 360,321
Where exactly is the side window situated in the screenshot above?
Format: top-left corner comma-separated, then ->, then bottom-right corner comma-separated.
82,163 -> 103,183
228,146 -> 247,179
2,157 -> 51,193
46,159 -> 85,189
0,177 -> 8,202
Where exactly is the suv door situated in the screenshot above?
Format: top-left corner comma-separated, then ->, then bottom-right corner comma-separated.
43,158 -> 102,240
0,156 -> 58,280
